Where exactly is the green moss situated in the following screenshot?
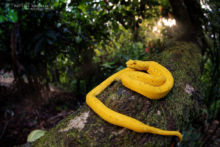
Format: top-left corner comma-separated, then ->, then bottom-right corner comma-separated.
34,41 -> 206,147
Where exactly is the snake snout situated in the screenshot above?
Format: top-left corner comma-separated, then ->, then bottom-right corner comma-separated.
126,60 -> 150,71
126,60 -> 135,67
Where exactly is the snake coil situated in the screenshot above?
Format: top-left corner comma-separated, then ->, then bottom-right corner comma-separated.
86,60 -> 182,141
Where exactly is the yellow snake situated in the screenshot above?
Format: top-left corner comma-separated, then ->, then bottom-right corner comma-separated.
86,60 -> 182,141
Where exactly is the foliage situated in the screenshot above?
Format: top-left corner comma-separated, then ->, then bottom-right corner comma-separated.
27,129 -> 46,143
93,25 -> 148,78
0,0 -> 164,95
200,0 -> 220,120
0,0 -> 218,118
0,0 -> 219,146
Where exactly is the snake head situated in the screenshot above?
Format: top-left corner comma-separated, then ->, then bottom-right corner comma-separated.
126,60 -> 150,71
126,60 -> 136,68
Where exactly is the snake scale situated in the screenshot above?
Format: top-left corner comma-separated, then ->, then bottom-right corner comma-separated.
86,60 -> 182,141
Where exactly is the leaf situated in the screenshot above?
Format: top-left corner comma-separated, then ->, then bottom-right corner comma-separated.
8,9 -> 18,23
0,15 -> 6,23
27,130 -> 46,142
112,21 -> 119,31
101,62 -> 115,69
78,3 -> 87,14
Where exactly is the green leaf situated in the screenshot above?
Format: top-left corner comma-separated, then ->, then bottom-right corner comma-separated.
8,9 -> 18,23
0,15 -> 6,23
101,62 -> 115,69
27,130 -> 46,142
112,21 -> 119,31
78,3 -> 87,14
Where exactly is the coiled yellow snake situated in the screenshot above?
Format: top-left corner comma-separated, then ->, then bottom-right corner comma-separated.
86,60 -> 182,141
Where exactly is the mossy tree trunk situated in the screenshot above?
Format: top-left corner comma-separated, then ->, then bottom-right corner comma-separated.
33,41 -> 207,147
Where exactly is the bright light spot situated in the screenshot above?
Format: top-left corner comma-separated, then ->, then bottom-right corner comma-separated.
153,26 -> 157,32
161,18 -> 176,27
157,21 -> 162,27
152,18 -> 176,35
153,26 -> 160,33
66,0 -> 72,12
201,1 -> 212,11
109,2 -> 113,6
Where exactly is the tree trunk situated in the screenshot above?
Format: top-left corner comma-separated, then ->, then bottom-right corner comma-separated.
169,0 -> 203,40
169,0 -> 209,54
32,41 -> 207,146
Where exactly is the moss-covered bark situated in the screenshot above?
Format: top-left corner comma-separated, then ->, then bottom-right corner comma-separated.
33,41 -> 207,147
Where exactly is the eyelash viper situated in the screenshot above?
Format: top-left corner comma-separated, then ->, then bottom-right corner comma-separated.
86,60 -> 182,141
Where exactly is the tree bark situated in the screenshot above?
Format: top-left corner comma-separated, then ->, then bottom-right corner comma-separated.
32,41 -> 207,147
169,0 -> 209,53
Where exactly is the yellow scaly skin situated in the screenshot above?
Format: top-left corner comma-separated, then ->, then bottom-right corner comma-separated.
86,60 -> 182,141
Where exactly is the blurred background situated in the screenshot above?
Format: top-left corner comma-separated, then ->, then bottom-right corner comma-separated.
0,0 -> 219,146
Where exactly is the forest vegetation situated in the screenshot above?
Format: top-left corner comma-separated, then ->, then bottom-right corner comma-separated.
0,0 -> 219,146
